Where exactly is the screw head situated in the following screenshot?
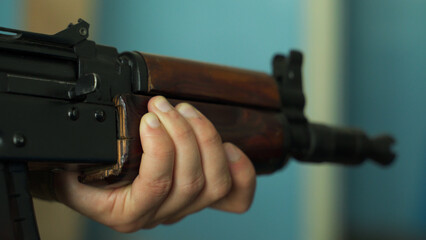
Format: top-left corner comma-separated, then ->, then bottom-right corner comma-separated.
79,27 -> 88,36
68,107 -> 79,121
95,110 -> 106,122
13,134 -> 25,147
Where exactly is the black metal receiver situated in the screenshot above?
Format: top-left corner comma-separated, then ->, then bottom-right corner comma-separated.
0,19 -> 132,240
0,20 -> 132,165
0,20 -> 395,240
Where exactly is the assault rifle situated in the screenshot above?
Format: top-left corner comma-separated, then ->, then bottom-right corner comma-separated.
0,20 -> 395,240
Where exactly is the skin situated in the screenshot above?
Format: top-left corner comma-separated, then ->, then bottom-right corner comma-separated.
54,96 -> 256,233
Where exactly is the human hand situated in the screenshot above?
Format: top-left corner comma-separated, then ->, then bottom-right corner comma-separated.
54,96 -> 256,233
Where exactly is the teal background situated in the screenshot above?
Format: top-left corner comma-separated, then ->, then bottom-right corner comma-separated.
342,0 -> 426,238
87,0 -> 305,239
3,0 -> 425,239
0,0 -> 20,28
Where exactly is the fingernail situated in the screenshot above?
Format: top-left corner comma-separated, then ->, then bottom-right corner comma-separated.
144,113 -> 160,128
177,103 -> 199,119
224,143 -> 241,163
155,96 -> 172,112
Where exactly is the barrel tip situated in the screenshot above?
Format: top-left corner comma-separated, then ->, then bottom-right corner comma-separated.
370,135 -> 396,166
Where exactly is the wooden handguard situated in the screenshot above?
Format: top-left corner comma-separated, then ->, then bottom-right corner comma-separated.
140,53 -> 281,109
79,53 -> 287,187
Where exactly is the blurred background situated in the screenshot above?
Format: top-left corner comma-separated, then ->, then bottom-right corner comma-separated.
1,0 -> 425,239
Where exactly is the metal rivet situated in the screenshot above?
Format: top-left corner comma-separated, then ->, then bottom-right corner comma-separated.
95,110 -> 106,122
13,134 -> 25,147
68,107 -> 79,121
79,27 -> 87,36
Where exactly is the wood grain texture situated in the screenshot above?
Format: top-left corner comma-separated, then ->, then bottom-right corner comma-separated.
140,52 -> 281,110
80,94 -> 288,186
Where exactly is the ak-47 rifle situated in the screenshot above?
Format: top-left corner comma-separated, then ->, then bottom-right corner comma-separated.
0,20 -> 395,240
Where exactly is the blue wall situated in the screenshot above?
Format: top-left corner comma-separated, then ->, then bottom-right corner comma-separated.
87,1 -> 305,239
0,0 -> 20,28
343,0 -> 426,237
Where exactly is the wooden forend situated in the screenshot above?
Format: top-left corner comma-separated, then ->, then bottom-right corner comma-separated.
140,52 -> 281,110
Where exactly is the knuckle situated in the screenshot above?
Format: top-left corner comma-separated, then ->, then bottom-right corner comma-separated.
180,173 -> 205,196
208,175 -> 232,201
145,177 -> 173,198
199,127 -> 222,147
174,125 -> 194,141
